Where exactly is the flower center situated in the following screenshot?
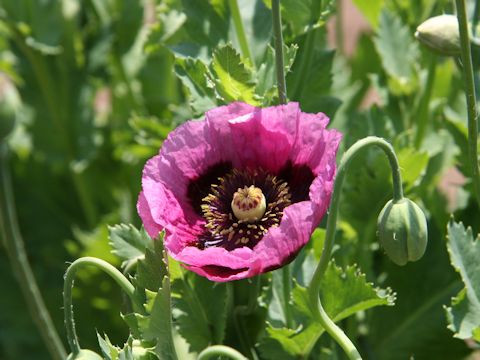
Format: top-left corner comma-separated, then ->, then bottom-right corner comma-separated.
231,185 -> 266,222
199,169 -> 291,250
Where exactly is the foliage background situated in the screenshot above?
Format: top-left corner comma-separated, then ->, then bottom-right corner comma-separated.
0,0 -> 479,359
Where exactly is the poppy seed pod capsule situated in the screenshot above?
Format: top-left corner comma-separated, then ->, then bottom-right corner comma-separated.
415,15 -> 460,56
377,198 -> 428,266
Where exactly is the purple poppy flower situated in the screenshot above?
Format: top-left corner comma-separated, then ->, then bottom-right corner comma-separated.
137,102 -> 341,282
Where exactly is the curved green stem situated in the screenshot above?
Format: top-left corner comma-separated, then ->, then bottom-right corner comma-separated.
271,0 -> 287,104
0,144 -> 66,360
455,0 -> 480,207
228,0 -> 254,67
63,257 -> 141,355
308,136 -> 404,360
198,345 -> 248,360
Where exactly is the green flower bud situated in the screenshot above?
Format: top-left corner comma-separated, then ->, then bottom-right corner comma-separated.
377,198 -> 428,266
0,75 -> 20,142
131,340 -> 152,359
415,15 -> 460,56
66,349 -> 103,360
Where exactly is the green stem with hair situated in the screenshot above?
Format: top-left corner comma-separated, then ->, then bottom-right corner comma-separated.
63,257 -> 142,356
198,345 -> 248,360
455,0 -> 480,207
282,265 -> 294,328
272,0 -> 287,104
307,137 -> 404,360
0,143 -> 67,360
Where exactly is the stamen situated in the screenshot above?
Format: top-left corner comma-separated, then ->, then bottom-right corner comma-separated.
200,168 -> 292,249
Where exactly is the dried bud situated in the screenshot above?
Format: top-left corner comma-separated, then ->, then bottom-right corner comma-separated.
377,198 -> 428,266
67,349 -> 103,360
415,15 -> 460,56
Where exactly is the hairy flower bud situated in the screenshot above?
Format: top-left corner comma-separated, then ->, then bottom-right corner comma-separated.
67,349 -> 103,360
377,198 -> 428,266
415,15 -> 460,56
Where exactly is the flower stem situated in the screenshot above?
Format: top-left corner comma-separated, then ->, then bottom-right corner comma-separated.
198,345 -> 248,360
307,136 -> 404,360
271,0 -> 287,104
455,0 -> 480,207
228,0 -> 254,67
230,279 -> 260,360
63,257 -> 140,355
0,143 -> 67,360
282,265 -> 293,328
414,56 -> 436,148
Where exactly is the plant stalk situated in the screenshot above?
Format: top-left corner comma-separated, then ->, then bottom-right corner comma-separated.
414,56 -> 436,148
0,143 -> 67,360
272,0 -> 287,104
282,265 -> 293,328
307,136 -> 404,360
63,257 -> 141,355
198,345 -> 248,360
455,0 -> 480,207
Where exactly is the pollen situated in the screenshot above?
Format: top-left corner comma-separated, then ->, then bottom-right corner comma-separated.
231,185 -> 266,222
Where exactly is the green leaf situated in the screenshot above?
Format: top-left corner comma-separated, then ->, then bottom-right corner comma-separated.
280,0 -> 313,35
446,219 -> 480,340
123,242 -> 176,360
135,240 -> 168,292
369,222 -> 470,360
210,44 -> 260,105
166,0 -> 229,60
259,261 -> 393,359
259,323 -> 322,360
97,333 -> 121,360
174,57 -> 217,116
351,0 -> 384,29
374,11 -> 419,95
256,44 -> 298,103
290,49 -> 342,116
108,224 -> 152,269
396,147 -> 429,191
171,269 -> 228,353
296,262 -> 395,322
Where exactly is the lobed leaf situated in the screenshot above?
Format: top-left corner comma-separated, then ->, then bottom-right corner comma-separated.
374,11 -> 419,95
108,224 -> 152,269
446,219 -> 480,340
259,261 -> 393,359
210,44 -> 260,105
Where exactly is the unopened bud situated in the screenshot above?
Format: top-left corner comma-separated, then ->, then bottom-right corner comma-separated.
377,198 -> 428,266
415,15 -> 460,56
